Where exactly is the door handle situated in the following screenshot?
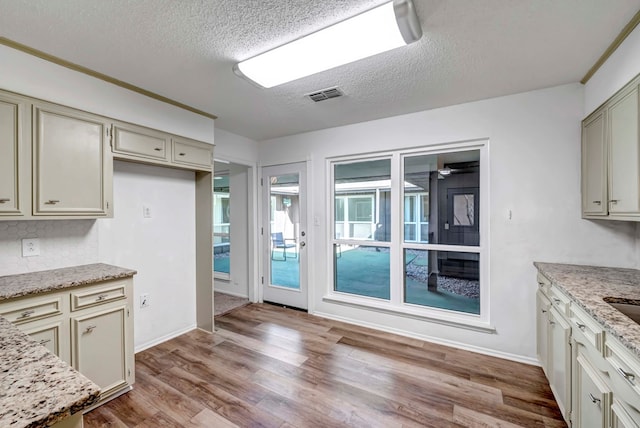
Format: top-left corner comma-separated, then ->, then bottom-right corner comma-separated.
300,242 -> 306,248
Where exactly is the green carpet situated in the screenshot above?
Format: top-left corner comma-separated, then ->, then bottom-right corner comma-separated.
214,247 -> 479,314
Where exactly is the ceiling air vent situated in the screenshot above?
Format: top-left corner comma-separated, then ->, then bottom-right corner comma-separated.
307,87 -> 344,102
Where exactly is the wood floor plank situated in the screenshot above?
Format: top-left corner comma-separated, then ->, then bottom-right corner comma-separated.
85,303 -> 566,428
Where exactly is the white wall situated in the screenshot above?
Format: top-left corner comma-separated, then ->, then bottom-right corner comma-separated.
98,161 -> 196,351
258,83 -> 638,362
584,24 -> 640,116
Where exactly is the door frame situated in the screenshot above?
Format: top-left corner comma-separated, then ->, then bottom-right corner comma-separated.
259,161 -> 309,310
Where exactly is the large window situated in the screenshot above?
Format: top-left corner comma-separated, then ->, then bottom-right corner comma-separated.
330,143 -> 487,325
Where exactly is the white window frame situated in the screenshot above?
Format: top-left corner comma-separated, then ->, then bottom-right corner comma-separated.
324,140 -> 492,332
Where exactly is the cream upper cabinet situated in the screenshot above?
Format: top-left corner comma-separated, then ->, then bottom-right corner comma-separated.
582,108 -> 608,216
33,103 -> 113,216
112,122 -> 170,162
172,137 -> 213,170
582,74 -> 640,221
0,92 -> 27,216
608,84 -> 640,216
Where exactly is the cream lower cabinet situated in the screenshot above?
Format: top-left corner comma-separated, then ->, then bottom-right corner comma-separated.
536,289 -> 551,376
549,306 -> 572,421
0,277 -> 134,407
537,270 -> 640,427
72,305 -> 130,398
573,345 -> 612,427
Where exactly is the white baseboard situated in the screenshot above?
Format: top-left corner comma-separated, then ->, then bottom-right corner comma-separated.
312,310 -> 539,366
134,324 -> 197,353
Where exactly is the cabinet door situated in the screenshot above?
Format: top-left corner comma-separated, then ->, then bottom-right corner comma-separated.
33,104 -> 111,216
573,347 -> 612,427
0,94 -> 25,215
21,320 -> 65,359
582,108 -> 608,216
172,138 -> 213,170
549,307 -> 571,422
536,290 -> 550,376
112,122 -> 170,161
608,84 -> 640,215
72,305 -> 129,397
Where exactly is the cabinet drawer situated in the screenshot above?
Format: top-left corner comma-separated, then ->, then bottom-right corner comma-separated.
549,286 -> 571,317
537,272 -> 551,294
0,296 -> 62,324
172,139 -> 212,170
605,337 -> 640,409
570,303 -> 605,352
113,124 -> 169,161
71,283 -> 126,311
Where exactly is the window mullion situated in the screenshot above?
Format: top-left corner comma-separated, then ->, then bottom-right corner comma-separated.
389,152 -> 402,305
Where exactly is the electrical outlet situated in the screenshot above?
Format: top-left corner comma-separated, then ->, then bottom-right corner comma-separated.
22,238 -> 40,257
140,293 -> 150,308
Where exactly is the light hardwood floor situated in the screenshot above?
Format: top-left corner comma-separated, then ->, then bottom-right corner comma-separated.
85,303 -> 566,427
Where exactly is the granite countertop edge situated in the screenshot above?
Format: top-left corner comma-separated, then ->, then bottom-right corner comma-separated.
534,261 -> 640,358
0,263 -> 137,301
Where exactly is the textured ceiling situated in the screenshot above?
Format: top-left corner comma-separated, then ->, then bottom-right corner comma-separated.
0,0 -> 639,141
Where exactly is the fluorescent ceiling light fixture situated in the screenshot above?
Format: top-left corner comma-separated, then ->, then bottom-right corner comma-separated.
234,0 -> 422,88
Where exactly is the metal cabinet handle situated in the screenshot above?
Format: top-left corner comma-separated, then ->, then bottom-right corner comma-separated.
95,294 -> 108,302
84,325 -> 97,334
0,198 -> 9,203
178,152 -> 186,156
154,147 -> 162,151
589,393 -> 601,404
617,367 -> 635,383
592,200 -> 601,205
576,323 -> 586,330
549,320 -> 556,326
39,339 -> 51,345
553,298 -> 561,304
45,200 -> 60,205
18,310 -> 35,319
610,199 -> 619,204
541,309 -> 547,314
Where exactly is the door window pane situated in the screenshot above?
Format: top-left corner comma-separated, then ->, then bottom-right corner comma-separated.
335,245 -> 390,300
269,173 -> 300,289
404,150 -> 480,245
404,249 -> 479,315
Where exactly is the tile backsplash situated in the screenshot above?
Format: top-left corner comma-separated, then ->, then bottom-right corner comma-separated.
0,220 -> 99,276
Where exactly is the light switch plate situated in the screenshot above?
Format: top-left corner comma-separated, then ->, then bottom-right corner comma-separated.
22,238 -> 40,257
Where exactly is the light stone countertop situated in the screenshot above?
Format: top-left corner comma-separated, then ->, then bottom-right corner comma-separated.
534,262 -> 640,358
0,263 -> 136,427
0,263 -> 137,301
0,316 -> 100,427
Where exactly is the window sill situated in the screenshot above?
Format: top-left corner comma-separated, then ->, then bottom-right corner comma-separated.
322,293 -> 496,334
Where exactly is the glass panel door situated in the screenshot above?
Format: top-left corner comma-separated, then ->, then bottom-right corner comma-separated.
262,163 -> 307,309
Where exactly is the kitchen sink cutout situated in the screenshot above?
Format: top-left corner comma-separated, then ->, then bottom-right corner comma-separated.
604,297 -> 640,325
